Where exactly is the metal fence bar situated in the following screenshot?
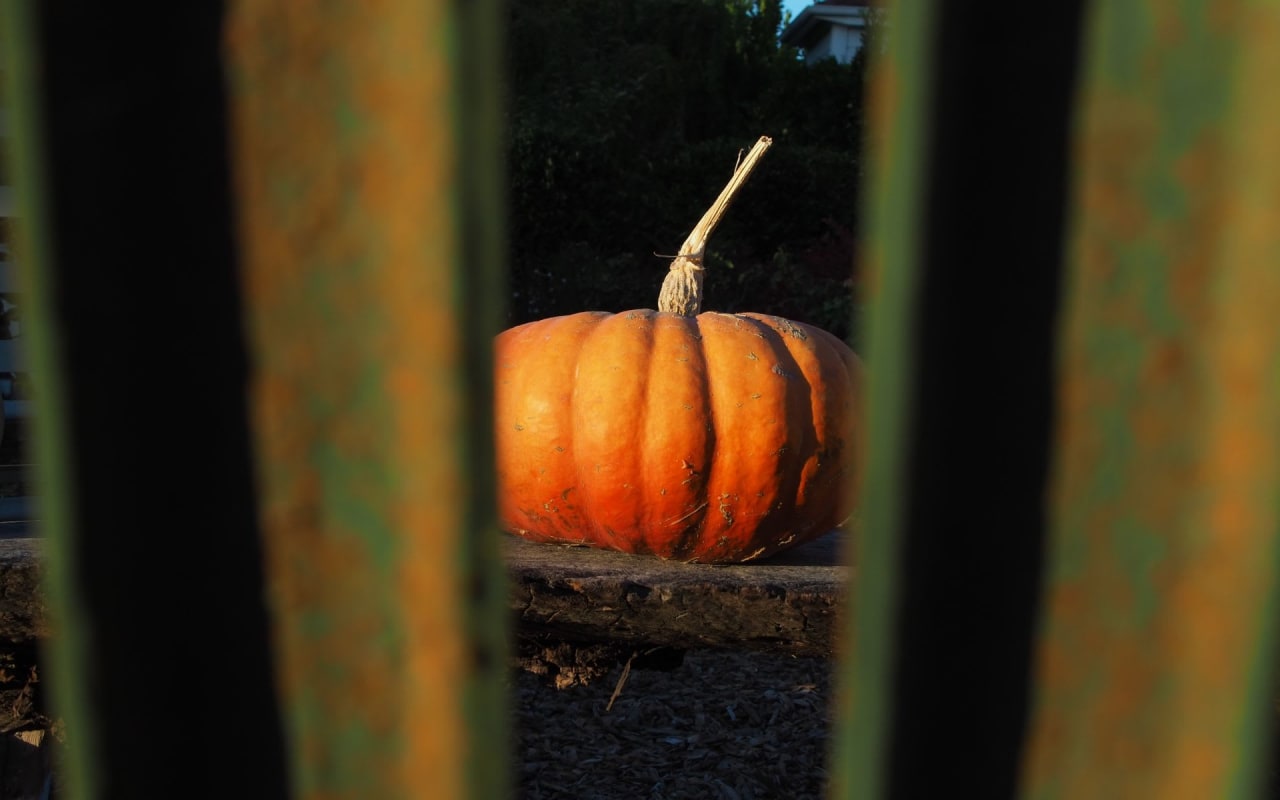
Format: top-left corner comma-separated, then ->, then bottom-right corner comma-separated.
224,1 -> 508,797
0,2 -> 93,795
1020,3 -> 1280,799
829,0 -> 1093,794
826,1 -> 935,796
1,4 -> 296,798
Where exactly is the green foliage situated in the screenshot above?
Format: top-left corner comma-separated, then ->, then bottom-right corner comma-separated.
506,0 -> 869,343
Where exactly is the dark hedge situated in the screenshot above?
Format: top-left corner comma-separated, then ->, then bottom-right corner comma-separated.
505,0 -> 872,345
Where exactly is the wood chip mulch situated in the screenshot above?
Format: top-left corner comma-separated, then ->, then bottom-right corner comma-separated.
513,649 -> 836,800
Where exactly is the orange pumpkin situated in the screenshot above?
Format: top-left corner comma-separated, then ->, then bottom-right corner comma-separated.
495,309 -> 861,562
494,137 -> 863,562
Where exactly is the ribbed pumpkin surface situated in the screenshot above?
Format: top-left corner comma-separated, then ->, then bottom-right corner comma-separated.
494,309 -> 862,563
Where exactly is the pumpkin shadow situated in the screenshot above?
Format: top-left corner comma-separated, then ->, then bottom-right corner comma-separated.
750,528 -> 850,569
736,317 -> 839,555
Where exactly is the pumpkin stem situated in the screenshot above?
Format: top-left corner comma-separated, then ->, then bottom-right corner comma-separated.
658,136 -> 773,316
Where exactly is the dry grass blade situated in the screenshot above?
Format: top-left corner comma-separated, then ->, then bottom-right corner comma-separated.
605,651 -> 636,712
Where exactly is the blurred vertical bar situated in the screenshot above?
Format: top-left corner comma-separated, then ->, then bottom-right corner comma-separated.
1020,3 -> 1280,799
224,0 -> 508,797
0,1 -> 91,795
831,0 -> 1087,795
2,2 -> 294,798
828,2 -> 934,797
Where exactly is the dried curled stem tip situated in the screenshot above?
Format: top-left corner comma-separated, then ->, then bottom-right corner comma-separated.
657,136 -> 773,317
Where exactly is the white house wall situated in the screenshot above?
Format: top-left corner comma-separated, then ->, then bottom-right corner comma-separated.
804,25 -> 864,65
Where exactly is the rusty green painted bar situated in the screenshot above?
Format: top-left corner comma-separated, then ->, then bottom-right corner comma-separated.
1020,3 -> 1280,798
224,0 -> 508,797
827,2 -> 935,798
0,3 -> 95,797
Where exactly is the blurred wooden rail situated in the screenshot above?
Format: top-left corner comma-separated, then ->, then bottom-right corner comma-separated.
0,529 -> 850,703
0,531 -> 848,646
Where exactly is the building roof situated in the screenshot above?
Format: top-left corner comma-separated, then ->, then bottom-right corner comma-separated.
780,1 -> 872,49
